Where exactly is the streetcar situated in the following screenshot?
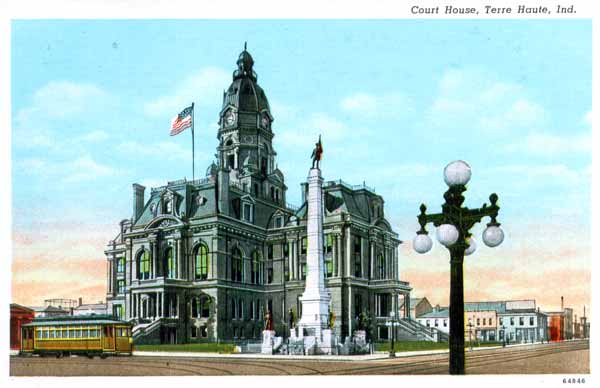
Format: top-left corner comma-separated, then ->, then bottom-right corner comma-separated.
20,314 -> 133,358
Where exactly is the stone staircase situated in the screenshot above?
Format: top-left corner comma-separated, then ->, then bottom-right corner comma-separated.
132,318 -> 163,343
396,318 -> 448,342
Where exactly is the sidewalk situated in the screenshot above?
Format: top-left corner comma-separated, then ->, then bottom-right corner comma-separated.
132,342 -> 518,361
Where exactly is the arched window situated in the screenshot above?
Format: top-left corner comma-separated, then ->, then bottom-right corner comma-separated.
200,296 -> 211,318
231,248 -> 243,282
138,250 -> 151,280
195,244 -> 209,280
251,250 -> 261,284
192,296 -> 211,318
166,247 -> 176,279
378,253 -> 385,279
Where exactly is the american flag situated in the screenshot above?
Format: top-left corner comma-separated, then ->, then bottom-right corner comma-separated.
170,105 -> 194,136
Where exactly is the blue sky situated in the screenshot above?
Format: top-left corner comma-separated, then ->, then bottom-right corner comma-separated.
11,20 -> 591,311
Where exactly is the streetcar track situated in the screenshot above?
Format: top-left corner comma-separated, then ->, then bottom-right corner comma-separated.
318,342 -> 588,375
10,341 -> 588,376
11,358 -> 234,376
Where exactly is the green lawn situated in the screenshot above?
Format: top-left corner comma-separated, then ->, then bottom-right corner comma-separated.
375,341 -> 502,352
135,343 -> 237,353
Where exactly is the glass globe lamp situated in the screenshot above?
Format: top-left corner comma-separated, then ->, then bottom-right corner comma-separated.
413,233 -> 433,254
483,225 -> 504,247
464,237 -> 477,256
436,224 -> 459,247
444,160 -> 472,187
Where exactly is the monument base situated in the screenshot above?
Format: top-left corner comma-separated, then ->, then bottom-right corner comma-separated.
289,329 -> 337,355
261,330 -> 282,354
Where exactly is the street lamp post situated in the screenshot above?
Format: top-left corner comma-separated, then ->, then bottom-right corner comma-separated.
501,325 -> 506,347
389,309 -> 396,358
412,160 -> 504,375
467,322 -> 474,351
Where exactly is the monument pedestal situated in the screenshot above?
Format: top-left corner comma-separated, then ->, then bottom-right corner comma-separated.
261,330 -> 276,354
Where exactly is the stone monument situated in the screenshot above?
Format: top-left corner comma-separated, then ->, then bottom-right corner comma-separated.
294,137 -> 337,354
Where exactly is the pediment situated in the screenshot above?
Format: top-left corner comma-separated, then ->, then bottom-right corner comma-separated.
145,215 -> 184,230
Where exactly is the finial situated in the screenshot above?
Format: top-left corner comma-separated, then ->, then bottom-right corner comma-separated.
244,41 -> 247,50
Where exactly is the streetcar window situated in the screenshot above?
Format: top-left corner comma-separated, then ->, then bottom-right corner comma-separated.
63,329 -> 69,338
36,329 -> 42,339
90,329 -> 98,338
42,329 -> 48,339
49,329 -> 55,339
74,328 -> 81,338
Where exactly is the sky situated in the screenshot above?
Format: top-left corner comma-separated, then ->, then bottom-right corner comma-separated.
11,20 -> 591,318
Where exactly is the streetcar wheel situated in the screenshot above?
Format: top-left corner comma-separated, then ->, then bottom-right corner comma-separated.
87,354 -> 94,359
56,351 -> 63,359
100,354 -> 108,359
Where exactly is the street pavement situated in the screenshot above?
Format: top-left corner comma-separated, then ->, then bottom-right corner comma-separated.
9,339 -> 589,376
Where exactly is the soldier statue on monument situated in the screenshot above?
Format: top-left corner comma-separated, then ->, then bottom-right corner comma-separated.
311,135 -> 323,169
288,308 -> 296,329
264,309 -> 274,331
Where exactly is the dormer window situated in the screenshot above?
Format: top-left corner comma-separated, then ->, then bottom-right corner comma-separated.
274,216 -> 284,228
243,202 -> 254,223
164,198 -> 172,214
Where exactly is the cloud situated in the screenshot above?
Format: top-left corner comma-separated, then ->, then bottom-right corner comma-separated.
426,68 -> 546,135
17,154 -> 120,183
489,163 -> 590,186
583,110 -> 591,126
116,140 -> 193,162
276,113 -> 347,150
340,92 -> 414,117
505,132 -> 591,156
78,130 -> 109,143
143,67 -> 230,117
13,81 -> 114,149
29,81 -> 110,119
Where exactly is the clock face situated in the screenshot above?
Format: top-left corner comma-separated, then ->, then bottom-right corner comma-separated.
225,111 -> 236,126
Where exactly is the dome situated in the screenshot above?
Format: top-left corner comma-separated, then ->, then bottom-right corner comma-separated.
206,162 -> 218,177
222,44 -> 271,114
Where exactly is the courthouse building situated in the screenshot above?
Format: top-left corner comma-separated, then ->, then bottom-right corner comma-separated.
105,47 -> 412,344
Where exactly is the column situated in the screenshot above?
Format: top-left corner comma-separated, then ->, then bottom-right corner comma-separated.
345,226 -> 351,277
332,234 -> 337,277
132,293 -> 136,318
155,292 -> 159,320
176,294 -> 180,318
348,286 -> 352,335
136,294 -> 140,318
370,241 -> 375,279
107,260 -> 111,294
150,241 -> 156,279
405,294 -> 410,318
175,239 -> 181,279
288,240 -> 294,280
360,236 -> 365,278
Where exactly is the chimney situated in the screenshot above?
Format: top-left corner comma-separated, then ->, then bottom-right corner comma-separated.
133,184 -> 146,222
217,168 -> 230,215
78,297 -> 83,306
561,296 -> 564,311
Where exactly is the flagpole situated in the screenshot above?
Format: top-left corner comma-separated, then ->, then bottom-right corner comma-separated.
191,102 -> 195,181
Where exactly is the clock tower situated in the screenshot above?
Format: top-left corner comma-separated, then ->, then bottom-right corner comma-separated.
217,44 -> 286,205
